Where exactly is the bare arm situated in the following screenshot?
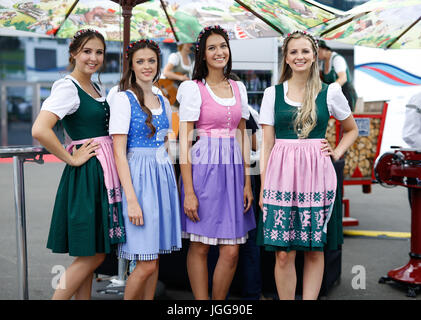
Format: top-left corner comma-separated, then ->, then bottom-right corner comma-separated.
335,115 -> 359,158
335,71 -> 348,87
179,121 -> 199,222
31,110 -> 98,166
112,134 -> 143,226
163,63 -> 189,82
251,133 -> 257,152
259,124 -> 275,209
237,119 -> 253,212
322,114 -> 358,161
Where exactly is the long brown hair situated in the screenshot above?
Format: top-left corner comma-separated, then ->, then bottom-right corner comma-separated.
68,29 -> 106,84
279,31 -> 321,139
119,40 -> 162,138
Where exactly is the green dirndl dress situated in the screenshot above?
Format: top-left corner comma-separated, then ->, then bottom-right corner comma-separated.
256,83 -> 343,252
46,81 -> 125,257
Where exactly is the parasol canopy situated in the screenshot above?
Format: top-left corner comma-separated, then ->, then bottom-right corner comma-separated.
310,0 -> 421,49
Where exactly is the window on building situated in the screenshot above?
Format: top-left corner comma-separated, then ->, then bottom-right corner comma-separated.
34,48 -> 57,71
105,52 -> 120,73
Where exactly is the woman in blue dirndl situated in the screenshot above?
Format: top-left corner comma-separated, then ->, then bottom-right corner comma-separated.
108,39 -> 181,300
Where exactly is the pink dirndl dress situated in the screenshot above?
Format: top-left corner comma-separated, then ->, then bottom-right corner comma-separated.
179,79 -> 256,244
259,83 -> 337,251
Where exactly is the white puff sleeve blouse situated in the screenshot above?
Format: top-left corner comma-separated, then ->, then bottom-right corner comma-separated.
259,81 -> 351,126
41,76 -> 78,119
108,85 -> 173,135
403,92 -> 421,149
41,75 -> 106,120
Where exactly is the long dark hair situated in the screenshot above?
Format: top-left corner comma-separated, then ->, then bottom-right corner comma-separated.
192,27 -> 232,82
120,40 -> 161,138
68,29 -> 106,84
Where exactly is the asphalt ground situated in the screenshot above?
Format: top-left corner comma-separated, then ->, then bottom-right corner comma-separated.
0,161 -> 417,301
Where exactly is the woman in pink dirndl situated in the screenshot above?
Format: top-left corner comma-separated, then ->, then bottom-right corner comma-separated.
258,31 -> 358,300
178,25 -> 255,300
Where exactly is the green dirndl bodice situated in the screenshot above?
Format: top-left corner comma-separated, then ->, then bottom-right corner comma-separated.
47,80 -> 124,257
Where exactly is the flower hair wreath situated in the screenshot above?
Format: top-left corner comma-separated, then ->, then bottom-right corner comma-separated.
125,39 -> 161,59
70,28 -> 101,47
195,25 -> 229,51
283,30 -> 319,50
73,28 -> 100,40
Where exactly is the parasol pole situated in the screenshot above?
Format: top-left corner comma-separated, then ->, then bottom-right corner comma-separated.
320,11 -> 370,37
121,1 -> 134,73
160,0 -> 179,42
386,16 -> 421,49
112,0 -> 152,73
51,0 -> 79,36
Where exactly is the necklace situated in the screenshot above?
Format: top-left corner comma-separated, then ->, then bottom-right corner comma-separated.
81,82 -> 100,98
144,94 -> 161,110
70,73 -> 100,98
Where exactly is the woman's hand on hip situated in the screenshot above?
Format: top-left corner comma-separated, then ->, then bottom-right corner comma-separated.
321,139 -> 340,162
70,139 -> 99,166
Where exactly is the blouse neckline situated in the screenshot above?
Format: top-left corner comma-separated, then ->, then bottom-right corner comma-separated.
127,89 -> 163,115
283,81 -> 302,108
203,79 -> 236,106
65,75 -> 106,102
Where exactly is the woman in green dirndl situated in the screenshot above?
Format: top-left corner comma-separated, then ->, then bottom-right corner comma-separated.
32,29 -> 125,300
257,31 -> 358,299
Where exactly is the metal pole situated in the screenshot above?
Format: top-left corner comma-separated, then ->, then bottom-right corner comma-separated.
410,188 -> 421,256
32,83 -> 41,146
13,155 -> 29,300
117,258 -> 127,283
1,84 -> 7,146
